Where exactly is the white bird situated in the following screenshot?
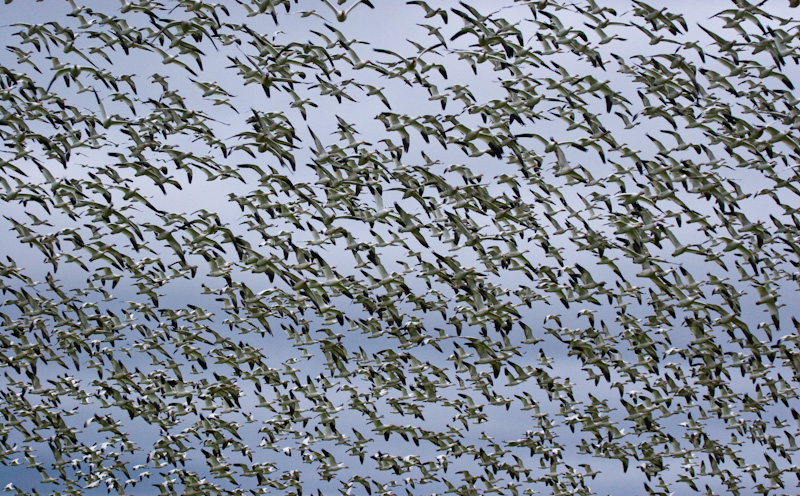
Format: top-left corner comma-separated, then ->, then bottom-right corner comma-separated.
321,0 -> 374,21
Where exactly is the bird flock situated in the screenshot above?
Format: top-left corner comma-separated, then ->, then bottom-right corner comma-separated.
1,0 -> 800,494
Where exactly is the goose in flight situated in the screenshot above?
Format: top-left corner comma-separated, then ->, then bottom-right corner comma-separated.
321,0 -> 374,22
